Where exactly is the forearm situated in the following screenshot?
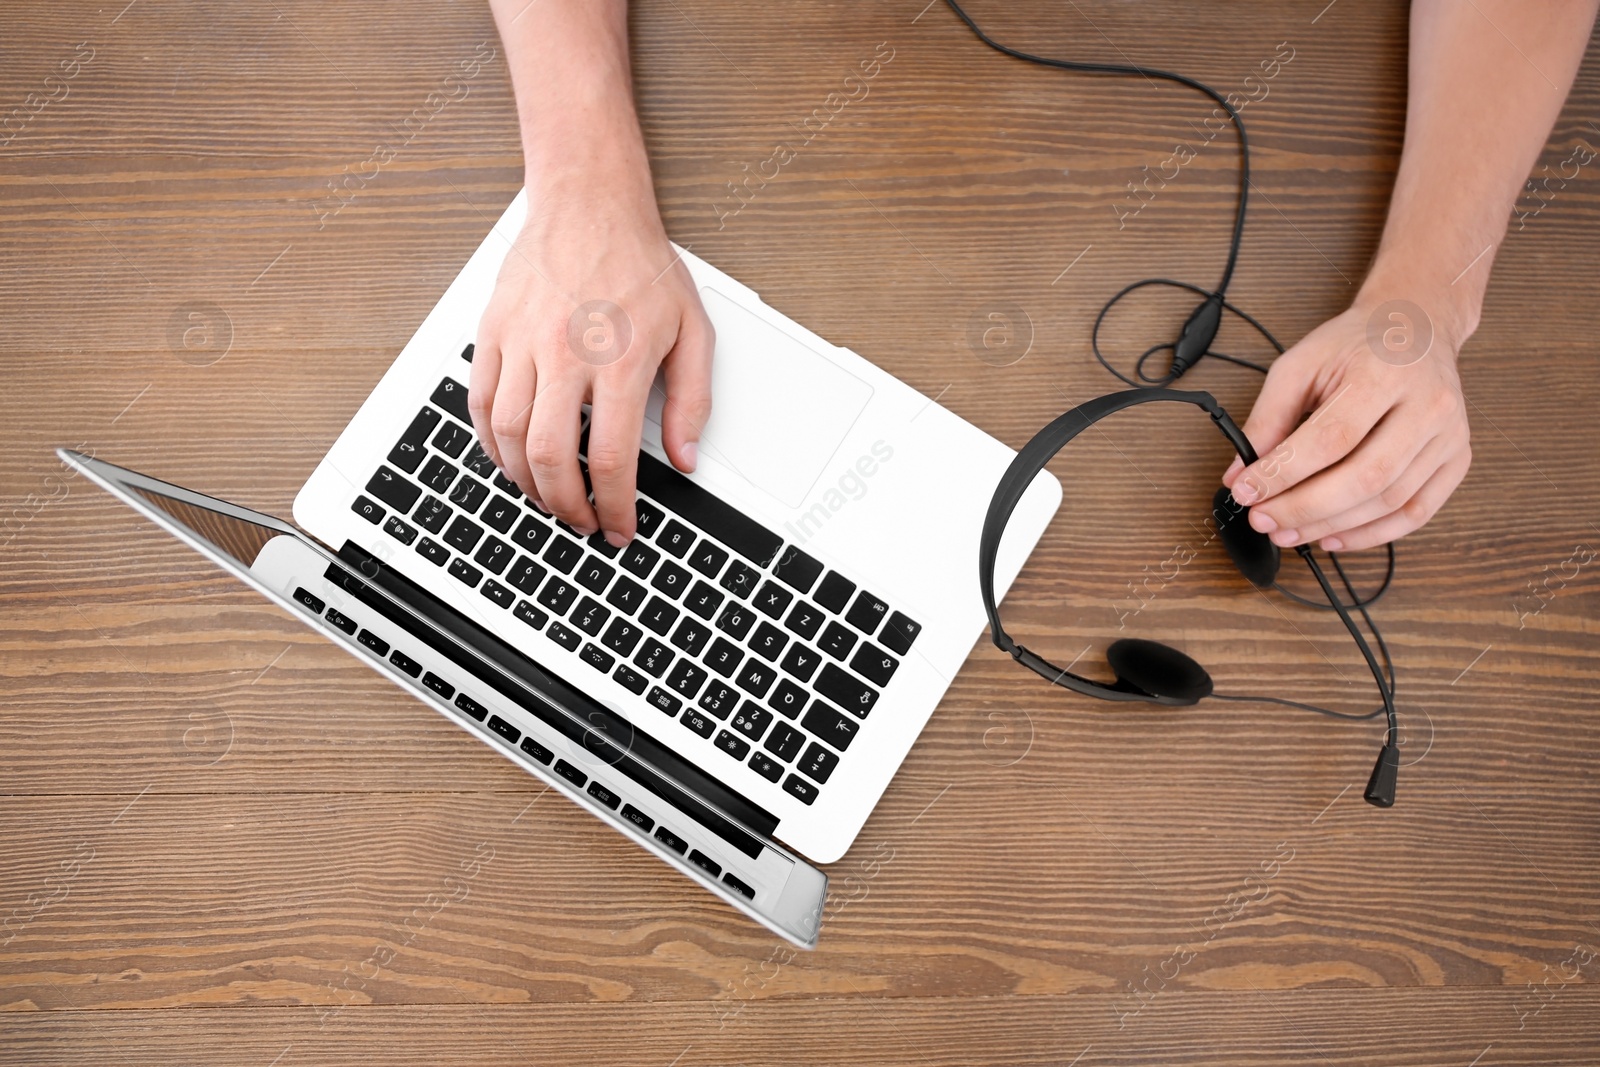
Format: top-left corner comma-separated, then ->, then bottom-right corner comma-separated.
1359,0 -> 1598,346
488,0 -> 657,211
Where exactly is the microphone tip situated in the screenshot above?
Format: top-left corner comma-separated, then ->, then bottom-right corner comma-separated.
1364,743 -> 1399,808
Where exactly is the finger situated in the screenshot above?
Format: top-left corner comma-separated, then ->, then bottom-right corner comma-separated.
1271,434 -> 1452,546
468,332 -> 504,469
1317,451 -> 1470,552
1232,382 -> 1391,513
488,348 -> 540,504
525,375 -> 596,534
1251,408 -> 1440,543
1223,350 -> 1318,490
586,370 -> 651,546
660,308 -> 715,473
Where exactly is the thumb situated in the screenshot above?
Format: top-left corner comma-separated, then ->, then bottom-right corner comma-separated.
660,309 -> 714,473
1223,348 -> 1317,488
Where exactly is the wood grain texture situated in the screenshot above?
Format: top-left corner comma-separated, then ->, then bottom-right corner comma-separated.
3,0 -> 1599,1063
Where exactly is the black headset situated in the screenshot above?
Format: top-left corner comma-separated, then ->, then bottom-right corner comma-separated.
977,387 -> 1401,807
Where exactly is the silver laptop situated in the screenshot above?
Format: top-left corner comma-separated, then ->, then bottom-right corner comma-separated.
66,188 -> 1061,946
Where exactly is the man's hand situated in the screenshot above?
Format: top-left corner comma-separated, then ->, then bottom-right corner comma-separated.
1221,299 -> 1471,553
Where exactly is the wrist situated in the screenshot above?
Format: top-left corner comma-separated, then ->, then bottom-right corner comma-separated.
1355,255 -> 1484,355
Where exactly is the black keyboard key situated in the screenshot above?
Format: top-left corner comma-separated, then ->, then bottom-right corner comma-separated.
416,536 -> 449,566
749,622 -> 789,662
480,494 -> 520,534
542,534 -> 584,574
772,545 -> 823,593
753,581 -> 793,620
845,591 -> 890,635
454,692 -> 488,721
645,686 -> 682,716
418,455 -> 456,494
798,741 -> 840,784
443,515 -> 484,554
816,663 -> 879,717
432,421 -> 471,459
293,586 -> 326,614
813,571 -> 856,614
655,825 -> 688,853
803,699 -> 860,751
784,601 -> 825,641
881,611 -> 922,655
506,556 -> 548,595
635,497 -> 666,538
720,559 -> 760,600
366,466 -> 421,512
384,515 -> 418,545
652,560 -> 692,600
667,659 -> 708,700
633,637 -> 674,678
461,342 -> 475,362
698,681 -> 739,719
575,556 -> 615,594
731,701 -> 773,741
351,494 -> 385,525
735,660 -> 776,699
538,577 -> 579,616
448,476 -> 489,514
704,638 -> 744,677
546,620 -> 582,651
412,495 -> 451,534
474,535 -> 514,575
493,471 -> 523,499
479,578 -> 514,608
488,714 -> 520,743
819,621 -> 857,660
579,642 -> 615,673
715,601 -> 757,641
850,643 -> 900,686
588,780 -> 621,809
601,617 -> 642,657
571,597 -> 610,636
586,530 -> 623,560
448,557 -> 482,588
657,519 -> 695,558
688,849 -> 722,877
462,440 -> 497,479
713,730 -> 751,761
765,721 -> 806,761
634,450 -> 782,566
621,803 -> 654,831
723,872 -> 756,898
782,774 -> 819,806
520,735 -> 553,764
388,407 -> 441,473
639,596 -> 680,636
511,513 -> 552,553
748,751 -> 784,783
430,377 -> 471,423
324,608 -> 358,635
605,575 -> 646,615
680,707 -> 715,739
513,599 -> 548,630
356,629 -> 389,656
389,648 -> 421,677
767,679 -> 808,719
612,663 -> 648,695
688,539 -> 729,578
422,671 -> 454,699
619,539 -> 660,578
683,580 -> 724,620
553,758 -> 587,787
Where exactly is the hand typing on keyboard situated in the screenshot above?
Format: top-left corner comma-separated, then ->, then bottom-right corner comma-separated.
471,0 -> 714,548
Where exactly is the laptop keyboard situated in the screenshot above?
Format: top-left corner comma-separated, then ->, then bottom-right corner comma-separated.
350,353 -> 922,807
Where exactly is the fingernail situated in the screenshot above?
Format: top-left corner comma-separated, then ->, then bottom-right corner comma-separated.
1249,509 -> 1277,534
1270,528 -> 1298,546
575,523 -> 598,537
681,441 -> 698,473
1321,537 -> 1342,551
1223,457 -> 1243,483
1233,478 -> 1259,505
605,530 -> 629,548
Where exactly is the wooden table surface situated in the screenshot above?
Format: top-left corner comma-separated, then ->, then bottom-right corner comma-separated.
4,1 -> 1599,1063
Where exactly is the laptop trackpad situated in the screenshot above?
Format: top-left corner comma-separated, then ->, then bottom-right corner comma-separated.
646,287 -> 873,510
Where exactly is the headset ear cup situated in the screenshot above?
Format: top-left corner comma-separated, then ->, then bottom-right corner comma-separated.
1213,485 -> 1280,589
1106,638 -> 1213,704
